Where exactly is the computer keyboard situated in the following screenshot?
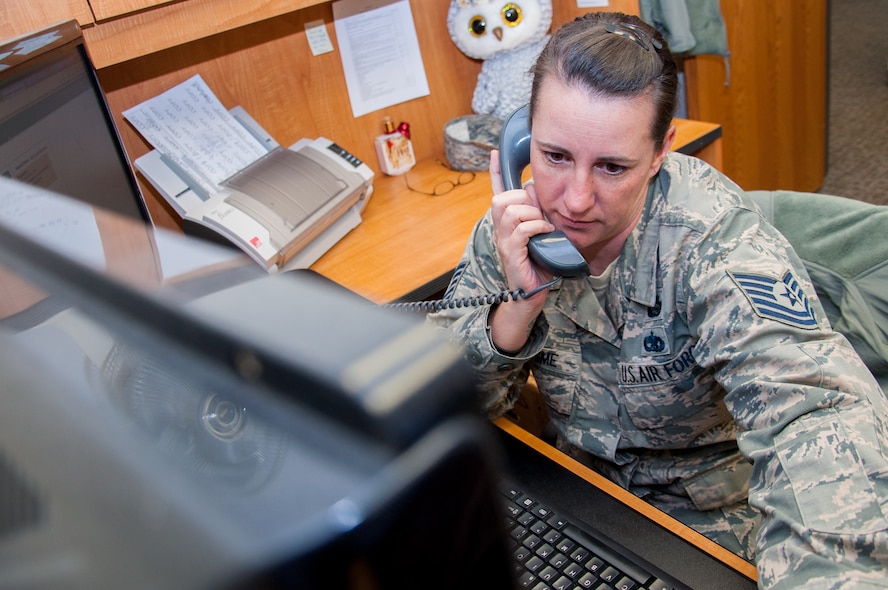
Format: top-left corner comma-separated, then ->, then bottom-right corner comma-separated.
500,480 -> 685,590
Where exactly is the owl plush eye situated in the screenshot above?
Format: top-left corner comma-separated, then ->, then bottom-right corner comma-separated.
502,3 -> 523,27
468,15 -> 487,37
447,0 -> 552,64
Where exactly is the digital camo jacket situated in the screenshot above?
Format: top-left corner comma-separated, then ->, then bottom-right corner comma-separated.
428,153 -> 888,589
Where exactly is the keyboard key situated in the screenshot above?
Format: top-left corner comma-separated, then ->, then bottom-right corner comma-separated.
548,513 -> 569,529
516,494 -> 536,510
599,565 -> 621,584
543,528 -> 562,544
555,537 -> 575,554
570,545 -> 591,563
549,552 -> 569,569
523,534 -> 543,550
538,565 -> 560,582
532,503 -> 554,520
530,519 -> 549,535
501,483 -> 522,500
536,543 -> 556,560
525,555 -> 545,573
511,524 -> 529,542
516,570 -> 537,588
563,561 -> 584,579
586,556 -> 606,574
514,545 -> 532,562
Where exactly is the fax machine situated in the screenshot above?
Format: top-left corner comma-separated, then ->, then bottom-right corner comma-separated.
135,107 -> 374,272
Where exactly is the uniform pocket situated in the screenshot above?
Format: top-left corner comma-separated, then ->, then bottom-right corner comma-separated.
532,347 -> 581,417
775,409 -> 888,534
618,345 -> 725,431
683,452 -> 752,511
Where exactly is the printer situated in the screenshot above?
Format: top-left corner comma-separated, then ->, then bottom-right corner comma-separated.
134,104 -> 374,273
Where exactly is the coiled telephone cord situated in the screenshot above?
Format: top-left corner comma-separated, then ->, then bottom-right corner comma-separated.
385,276 -> 562,313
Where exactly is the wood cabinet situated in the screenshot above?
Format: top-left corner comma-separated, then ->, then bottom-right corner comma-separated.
82,0 -> 334,67
0,0 -> 637,230
88,0 -> 178,21
1,0 -> 94,39
683,0 -> 828,192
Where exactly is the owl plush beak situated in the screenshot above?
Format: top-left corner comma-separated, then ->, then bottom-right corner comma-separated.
493,27 -> 504,41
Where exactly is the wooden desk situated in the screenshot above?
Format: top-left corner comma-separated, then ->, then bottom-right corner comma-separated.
311,119 -> 722,303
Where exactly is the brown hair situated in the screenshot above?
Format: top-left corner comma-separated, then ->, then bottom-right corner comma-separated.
529,12 -> 678,151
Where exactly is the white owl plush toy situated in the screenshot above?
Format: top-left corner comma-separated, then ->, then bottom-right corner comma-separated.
447,0 -> 553,121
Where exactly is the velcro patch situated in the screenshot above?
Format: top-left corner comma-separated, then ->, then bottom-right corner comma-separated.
728,270 -> 818,329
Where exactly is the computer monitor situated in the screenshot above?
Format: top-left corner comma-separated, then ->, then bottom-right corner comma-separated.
0,177 -> 513,589
0,20 -> 150,223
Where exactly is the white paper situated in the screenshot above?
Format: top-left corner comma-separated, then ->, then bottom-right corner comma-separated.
332,0 -> 430,118
305,19 -> 334,56
123,75 -> 268,196
576,0 -> 609,6
151,226 -> 242,281
0,177 -> 105,269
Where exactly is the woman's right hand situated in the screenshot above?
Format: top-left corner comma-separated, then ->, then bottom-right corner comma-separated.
487,149 -> 553,353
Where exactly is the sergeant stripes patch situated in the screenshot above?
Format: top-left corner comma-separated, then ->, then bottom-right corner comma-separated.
727,270 -> 818,329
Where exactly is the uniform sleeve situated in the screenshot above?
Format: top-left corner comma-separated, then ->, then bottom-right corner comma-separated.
683,207 -> 888,589
425,212 -> 548,418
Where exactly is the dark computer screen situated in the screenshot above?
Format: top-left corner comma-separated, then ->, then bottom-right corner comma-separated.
0,21 -> 150,223
0,178 -> 513,589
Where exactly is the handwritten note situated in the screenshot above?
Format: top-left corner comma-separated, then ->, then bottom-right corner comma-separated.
305,19 -> 334,56
123,75 -> 268,195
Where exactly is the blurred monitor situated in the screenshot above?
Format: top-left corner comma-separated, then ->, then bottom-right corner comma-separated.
0,178 -> 512,589
0,21 -> 150,224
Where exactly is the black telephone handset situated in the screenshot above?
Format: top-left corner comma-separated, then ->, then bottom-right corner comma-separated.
499,105 -> 589,278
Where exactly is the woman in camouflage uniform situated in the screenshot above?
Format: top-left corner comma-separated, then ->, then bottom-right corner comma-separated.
429,11 -> 888,588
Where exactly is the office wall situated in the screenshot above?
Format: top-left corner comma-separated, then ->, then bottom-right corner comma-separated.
2,0 -> 639,229
683,0 -> 827,192
89,0 -> 638,230
3,0 -> 827,225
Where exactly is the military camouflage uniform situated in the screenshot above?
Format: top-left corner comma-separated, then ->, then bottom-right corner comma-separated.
428,153 -> 888,588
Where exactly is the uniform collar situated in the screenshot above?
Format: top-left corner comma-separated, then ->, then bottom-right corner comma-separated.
548,164 -> 671,339
552,277 -> 620,344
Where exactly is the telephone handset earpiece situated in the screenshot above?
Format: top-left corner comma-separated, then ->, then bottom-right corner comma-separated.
499,105 -> 589,278
498,105 -> 533,193
385,106 -> 589,313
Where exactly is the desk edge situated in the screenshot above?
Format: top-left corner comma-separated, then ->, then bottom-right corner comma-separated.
493,416 -> 758,583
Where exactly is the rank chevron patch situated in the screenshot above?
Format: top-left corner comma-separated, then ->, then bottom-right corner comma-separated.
727,270 -> 819,329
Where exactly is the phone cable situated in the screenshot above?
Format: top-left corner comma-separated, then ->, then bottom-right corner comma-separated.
385,276 -> 562,313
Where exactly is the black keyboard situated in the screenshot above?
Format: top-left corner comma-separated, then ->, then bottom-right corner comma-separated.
501,480 -> 685,590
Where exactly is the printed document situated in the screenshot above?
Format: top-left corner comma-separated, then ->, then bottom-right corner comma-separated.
332,0 -> 430,118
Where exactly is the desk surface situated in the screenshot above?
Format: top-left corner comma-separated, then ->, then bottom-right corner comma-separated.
310,119 -> 722,303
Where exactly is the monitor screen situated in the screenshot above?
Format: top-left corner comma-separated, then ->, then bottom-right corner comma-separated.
0,21 -> 150,223
0,178 -> 513,589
